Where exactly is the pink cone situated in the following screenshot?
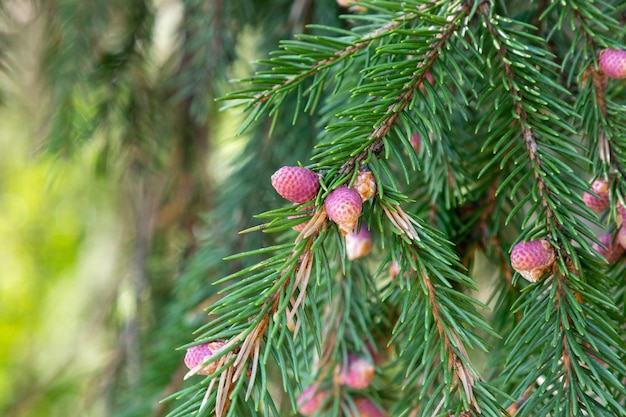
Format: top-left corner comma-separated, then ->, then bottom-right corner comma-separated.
593,233 -> 625,264
325,185 -> 363,235
510,239 -> 556,282
271,166 -> 320,203
339,354 -> 375,390
599,48 -> 626,79
346,226 -> 373,260
184,340 -> 226,375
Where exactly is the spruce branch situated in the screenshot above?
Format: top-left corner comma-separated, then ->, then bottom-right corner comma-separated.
473,3 -> 626,416
174,205 -> 328,417
477,1 -> 561,235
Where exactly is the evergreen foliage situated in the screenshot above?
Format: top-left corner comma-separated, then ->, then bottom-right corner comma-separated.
17,0 -> 626,416
162,0 -> 626,416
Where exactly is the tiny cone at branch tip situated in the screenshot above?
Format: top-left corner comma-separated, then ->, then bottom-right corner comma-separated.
582,179 -> 610,213
324,185 -> 362,235
354,169 -> 377,202
184,340 -> 226,375
290,204 -> 314,232
409,133 -> 421,153
339,354 -> 375,390
271,166 -> 320,204
593,233 -> 625,264
350,397 -> 387,417
346,226 -> 373,260
510,239 -> 556,282
388,259 -> 416,280
297,386 -> 329,416
599,48 -> 626,79
388,260 -> 400,280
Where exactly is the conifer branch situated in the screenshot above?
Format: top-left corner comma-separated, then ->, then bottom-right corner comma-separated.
338,2 -> 470,177
477,2 -> 558,234
252,17 -> 406,105
188,208 -> 328,416
421,264 -> 479,412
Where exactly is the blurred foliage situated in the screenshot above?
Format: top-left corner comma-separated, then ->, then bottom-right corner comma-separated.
0,107 -> 119,417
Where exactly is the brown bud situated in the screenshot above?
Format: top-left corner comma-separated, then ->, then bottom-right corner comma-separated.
354,169 -> 377,202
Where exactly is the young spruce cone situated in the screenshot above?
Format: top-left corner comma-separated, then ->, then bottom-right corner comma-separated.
510,239 -> 556,282
271,166 -> 320,203
599,48 -> 626,79
184,340 -> 226,375
297,386 -> 329,416
324,185 -> 363,236
346,226 -> 373,260
350,397 -> 387,417
593,233 -> 625,264
582,179 -> 610,213
339,354 -> 375,389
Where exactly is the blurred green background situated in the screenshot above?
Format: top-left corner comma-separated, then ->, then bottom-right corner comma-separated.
0,1 -> 341,416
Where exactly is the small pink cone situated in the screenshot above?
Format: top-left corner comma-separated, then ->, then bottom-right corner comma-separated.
510,239 -> 556,282
346,226 -> 373,260
350,397 -> 387,417
271,166 -> 320,203
297,386 -> 329,416
184,340 -> 226,376
582,179 -> 609,213
339,354 -> 375,390
599,48 -> 626,79
593,233 -> 625,264
324,185 -> 363,236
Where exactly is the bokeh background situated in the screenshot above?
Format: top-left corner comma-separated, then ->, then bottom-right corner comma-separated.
0,0 -> 333,416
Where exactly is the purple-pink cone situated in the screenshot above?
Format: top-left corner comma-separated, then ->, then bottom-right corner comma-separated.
599,48 -> 626,79
410,133 -> 421,153
350,397 -> 387,417
339,354 -> 375,390
346,226 -> 373,260
582,179 -> 610,213
324,185 -> 363,236
297,386 -> 329,416
510,239 -> 556,282
184,340 -> 226,375
593,233 -> 625,264
271,166 -> 320,203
